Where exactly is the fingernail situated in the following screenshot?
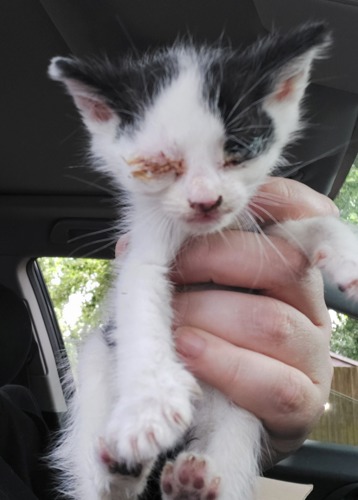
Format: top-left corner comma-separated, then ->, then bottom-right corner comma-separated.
175,329 -> 206,359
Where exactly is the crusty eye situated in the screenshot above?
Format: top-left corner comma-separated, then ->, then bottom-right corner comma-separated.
126,154 -> 184,180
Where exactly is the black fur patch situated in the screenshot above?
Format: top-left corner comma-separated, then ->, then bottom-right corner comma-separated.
54,51 -> 179,129
202,22 -> 329,162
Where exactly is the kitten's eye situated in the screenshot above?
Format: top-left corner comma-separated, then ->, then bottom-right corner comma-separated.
224,134 -> 267,164
127,155 -> 184,180
222,156 -> 243,168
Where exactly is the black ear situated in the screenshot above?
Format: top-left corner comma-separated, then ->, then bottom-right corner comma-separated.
258,22 -> 331,105
48,57 -> 118,131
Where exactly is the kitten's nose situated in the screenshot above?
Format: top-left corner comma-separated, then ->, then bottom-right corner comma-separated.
189,195 -> 223,213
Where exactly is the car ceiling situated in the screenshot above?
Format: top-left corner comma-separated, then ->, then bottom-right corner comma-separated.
1,0 -> 358,258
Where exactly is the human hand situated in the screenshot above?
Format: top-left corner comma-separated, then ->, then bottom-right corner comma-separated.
172,177 -> 337,466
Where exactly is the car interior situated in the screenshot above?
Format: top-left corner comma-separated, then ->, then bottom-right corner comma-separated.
1,0 -> 358,499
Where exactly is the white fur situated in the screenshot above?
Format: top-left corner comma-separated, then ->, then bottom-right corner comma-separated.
49,42 -> 358,500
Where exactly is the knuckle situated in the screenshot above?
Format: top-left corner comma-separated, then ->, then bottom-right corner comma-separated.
272,370 -> 309,417
270,304 -> 293,346
254,300 -> 293,347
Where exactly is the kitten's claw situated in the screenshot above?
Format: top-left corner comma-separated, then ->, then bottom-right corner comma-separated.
338,279 -> 358,301
99,437 -> 143,477
161,453 -> 221,500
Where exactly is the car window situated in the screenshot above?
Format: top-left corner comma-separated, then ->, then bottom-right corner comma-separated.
37,257 -> 113,369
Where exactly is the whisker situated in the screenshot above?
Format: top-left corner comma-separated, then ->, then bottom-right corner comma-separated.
246,206 -> 302,278
248,202 -> 281,226
260,213 -> 308,257
276,141 -> 350,178
68,226 -> 116,244
115,15 -> 140,58
226,134 -> 252,149
234,211 -> 268,288
229,124 -> 271,134
80,240 -> 117,258
70,236 -> 117,257
252,193 -> 290,207
217,226 -> 234,252
245,205 -> 265,225
65,174 -> 118,196
226,95 -> 267,130
225,54 -> 289,127
60,126 -> 83,145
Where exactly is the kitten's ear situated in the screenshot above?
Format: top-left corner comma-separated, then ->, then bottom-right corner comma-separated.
263,22 -> 331,106
48,57 -> 118,133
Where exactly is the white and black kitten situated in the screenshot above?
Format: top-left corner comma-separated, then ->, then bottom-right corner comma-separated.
49,23 -> 358,500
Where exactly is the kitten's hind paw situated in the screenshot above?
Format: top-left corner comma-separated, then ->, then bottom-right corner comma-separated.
161,453 -> 221,500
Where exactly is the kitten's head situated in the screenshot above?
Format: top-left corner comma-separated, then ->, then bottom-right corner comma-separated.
49,22 -> 329,235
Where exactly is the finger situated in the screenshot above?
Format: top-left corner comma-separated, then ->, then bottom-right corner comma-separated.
251,177 -> 339,223
174,231 -> 330,325
173,231 -> 309,289
173,289 -> 329,384
175,327 -> 329,445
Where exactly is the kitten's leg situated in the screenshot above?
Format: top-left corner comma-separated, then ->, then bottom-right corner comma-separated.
161,389 -> 262,500
52,329 -> 152,499
267,216 -> 358,301
101,227 -> 200,476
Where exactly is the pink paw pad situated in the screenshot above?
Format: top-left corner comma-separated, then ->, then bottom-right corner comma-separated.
161,453 -> 221,500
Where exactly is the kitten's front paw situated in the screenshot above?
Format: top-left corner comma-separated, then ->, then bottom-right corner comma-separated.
313,247 -> 358,302
267,217 -> 358,302
161,453 -> 221,500
102,367 -> 200,470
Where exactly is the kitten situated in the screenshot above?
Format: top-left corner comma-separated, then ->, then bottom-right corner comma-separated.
48,23 -> 358,500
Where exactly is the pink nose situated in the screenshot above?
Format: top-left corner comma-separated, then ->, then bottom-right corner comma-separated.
189,195 -> 223,213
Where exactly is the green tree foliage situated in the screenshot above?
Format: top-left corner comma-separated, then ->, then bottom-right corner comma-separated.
330,312 -> 358,360
38,257 -> 113,364
334,159 -> 358,225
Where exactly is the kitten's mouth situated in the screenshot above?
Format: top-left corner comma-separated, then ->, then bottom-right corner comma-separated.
184,211 -> 224,225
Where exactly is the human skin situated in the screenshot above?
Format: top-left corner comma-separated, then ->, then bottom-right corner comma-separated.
171,177 -> 338,463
